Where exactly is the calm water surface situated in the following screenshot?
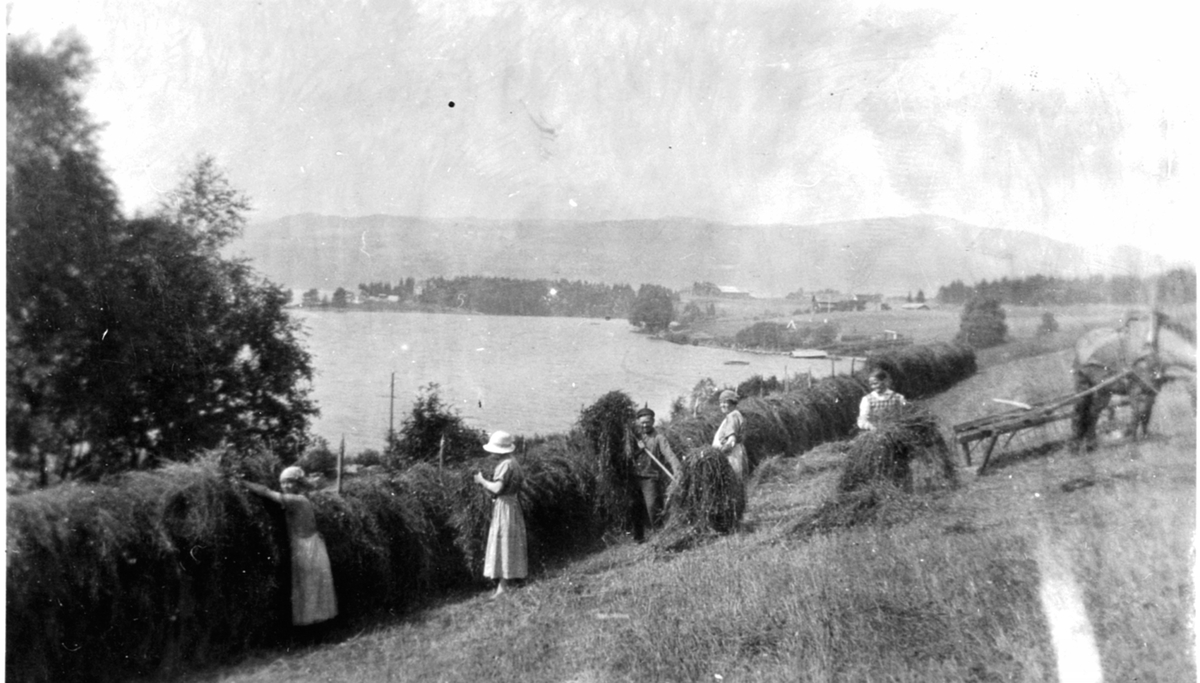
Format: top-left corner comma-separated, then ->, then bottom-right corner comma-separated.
295,310 -> 845,453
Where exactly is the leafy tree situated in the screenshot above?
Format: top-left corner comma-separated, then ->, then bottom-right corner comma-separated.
678,300 -> 709,325
299,437 -> 338,478
629,284 -> 676,333
332,287 -> 350,308
955,298 -> 1008,348
302,288 -> 321,307
1157,268 -> 1196,304
386,383 -> 485,468
915,289 -> 926,303
158,153 -> 250,250
7,34 -> 316,485
7,34 -> 121,485
356,449 -> 384,467
737,374 -> 784,398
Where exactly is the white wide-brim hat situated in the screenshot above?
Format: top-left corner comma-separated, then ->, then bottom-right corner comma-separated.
483,430 -> 516,454
279,466 -> 306,483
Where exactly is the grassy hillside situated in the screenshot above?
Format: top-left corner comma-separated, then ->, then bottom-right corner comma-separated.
186,334 -> 1195,682
686,298 -> 1137,347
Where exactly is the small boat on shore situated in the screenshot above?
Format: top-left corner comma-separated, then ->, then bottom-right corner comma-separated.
790,348 -> 829,359
723,360 -> 750,366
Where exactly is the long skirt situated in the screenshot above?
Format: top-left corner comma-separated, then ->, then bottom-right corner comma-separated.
291,532 -> 338,625
483,494 -> 528,580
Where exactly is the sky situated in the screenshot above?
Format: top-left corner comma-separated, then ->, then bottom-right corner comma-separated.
7,0 -> 1197,269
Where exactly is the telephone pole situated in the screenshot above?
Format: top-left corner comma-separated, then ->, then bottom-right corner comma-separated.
388,371 -> 396,452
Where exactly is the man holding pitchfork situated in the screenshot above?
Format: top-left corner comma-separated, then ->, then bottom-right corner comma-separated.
628,406 -> 681,542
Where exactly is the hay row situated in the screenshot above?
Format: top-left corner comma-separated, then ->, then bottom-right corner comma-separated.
7,341 -> 976,681
6,442 -> 601,683
656,342 -> 974,536
663,374 -> 868,479
864,341 -> 976,399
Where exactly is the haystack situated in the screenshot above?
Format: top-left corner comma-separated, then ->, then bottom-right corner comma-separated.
660,447 -> 746,540
838,406 -> 957,493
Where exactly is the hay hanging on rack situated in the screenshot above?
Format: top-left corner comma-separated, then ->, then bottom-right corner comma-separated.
662,446 -> 745,536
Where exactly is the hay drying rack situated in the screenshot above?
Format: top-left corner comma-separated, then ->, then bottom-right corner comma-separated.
952,369 -> 1136,474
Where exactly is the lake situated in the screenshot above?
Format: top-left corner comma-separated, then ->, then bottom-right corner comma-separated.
295,310 -> 849,453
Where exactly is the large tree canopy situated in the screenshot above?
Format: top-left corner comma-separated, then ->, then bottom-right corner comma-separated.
7,35 -> 316,487
628,284 -> 677,333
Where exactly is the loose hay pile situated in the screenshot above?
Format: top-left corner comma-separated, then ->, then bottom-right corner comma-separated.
786,483 -> 939,539
783,407 -> 958,540
838,406 -> 958,493
654,447 -> 746,550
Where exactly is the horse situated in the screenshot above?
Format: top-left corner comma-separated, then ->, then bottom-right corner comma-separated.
1072,310 -> 1196,447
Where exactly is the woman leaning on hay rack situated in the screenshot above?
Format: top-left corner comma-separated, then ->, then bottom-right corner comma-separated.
241,466 -> 339,628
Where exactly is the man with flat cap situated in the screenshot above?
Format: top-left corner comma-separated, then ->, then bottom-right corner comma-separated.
629,406 -> 681,542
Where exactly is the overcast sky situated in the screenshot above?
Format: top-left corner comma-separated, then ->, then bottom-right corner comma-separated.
8,0 -> 1197,267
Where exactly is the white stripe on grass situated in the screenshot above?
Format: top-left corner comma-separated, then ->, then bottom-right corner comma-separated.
1036,529 -> 1104,683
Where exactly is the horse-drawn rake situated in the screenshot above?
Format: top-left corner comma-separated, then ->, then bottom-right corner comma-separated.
952,369 -> 1139,474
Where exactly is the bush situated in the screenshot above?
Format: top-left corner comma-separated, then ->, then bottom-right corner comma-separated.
387,383 -> 486,468
956,298 -> 1008,348
737,374 -> 785,398
732,321 -> 839,350
300,438 -> 339,477
1037,311 -> 1059,336
356,449 -> 384,467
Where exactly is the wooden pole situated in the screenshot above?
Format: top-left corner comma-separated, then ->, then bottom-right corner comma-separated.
977,434 -> 1001,475
336,435 -> 345,494
388,371 -> 396,451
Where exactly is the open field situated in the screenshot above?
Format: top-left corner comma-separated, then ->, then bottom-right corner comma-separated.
180,319 -> 1196,682
686,297 -> 1159,347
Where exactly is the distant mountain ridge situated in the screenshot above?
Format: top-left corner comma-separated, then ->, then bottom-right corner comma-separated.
230,214 -> 1166,297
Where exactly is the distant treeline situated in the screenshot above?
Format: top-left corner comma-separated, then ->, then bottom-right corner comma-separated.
935,268 -> 1196,306
359,278 -> 416,299
410,276 -> 637,318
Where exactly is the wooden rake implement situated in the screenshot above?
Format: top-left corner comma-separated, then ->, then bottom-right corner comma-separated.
952,369 -> 1137,474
